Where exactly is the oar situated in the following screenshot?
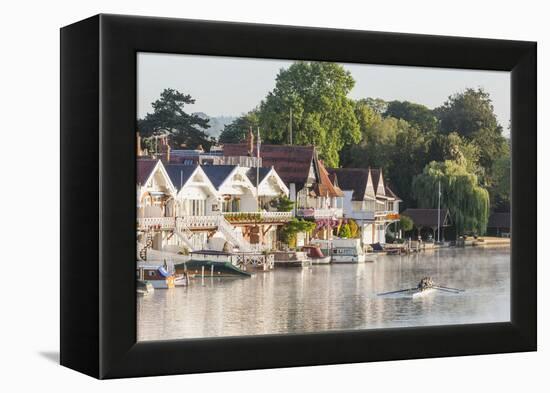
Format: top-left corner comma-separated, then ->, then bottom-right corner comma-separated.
378,288 -> 416,296
435,285 -> 465,292
433,286 -> 461,294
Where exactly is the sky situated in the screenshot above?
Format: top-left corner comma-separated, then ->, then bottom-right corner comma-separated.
137,52 -> 510,131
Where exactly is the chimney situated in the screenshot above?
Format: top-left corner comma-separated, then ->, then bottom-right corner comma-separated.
158,135 -> 171,162
136,132 -> 142,156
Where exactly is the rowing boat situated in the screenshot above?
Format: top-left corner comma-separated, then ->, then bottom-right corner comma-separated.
408,287 -> 436,298
377,277 -> 464,298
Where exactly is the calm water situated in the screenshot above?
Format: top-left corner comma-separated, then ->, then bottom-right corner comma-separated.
137,247 -> 510,341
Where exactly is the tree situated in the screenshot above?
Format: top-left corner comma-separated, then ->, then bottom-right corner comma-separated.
400,215 -> 414,232
434,88 -> 507,187
341,100 -> 430,209
489,151 -> 511,212
138,89 -> 214,149
428,132 -> 481,175
218,110 -> 259,143
384,100 -> 438,134
339,224 -> 352,238
269,195 -> 295,212
413,160 -> 490,236
258,62 -> 360,167
279,218 -> 316,248
435,88 -> 501,138
348,219 -> 360,238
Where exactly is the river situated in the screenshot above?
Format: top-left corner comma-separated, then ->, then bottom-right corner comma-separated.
137,247 -> 510,341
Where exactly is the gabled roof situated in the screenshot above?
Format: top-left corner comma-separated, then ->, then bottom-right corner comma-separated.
223,143 -> 316,187
201,165 -> 238,190
164,164 -> 200,191
401,209 -> 452,228
245,167 -> 271,185
314,159 -> 344,197
384,185 -> 402,201
327,168 -> 370,201
488,212 -> 510,228
137,159 -> 159,185
370,169 -> 382,194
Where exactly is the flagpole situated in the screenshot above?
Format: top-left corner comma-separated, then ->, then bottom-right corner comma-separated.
437,180 -> 441,243
257,127 -> 260,212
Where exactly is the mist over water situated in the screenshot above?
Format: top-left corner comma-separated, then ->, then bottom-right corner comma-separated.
137,247 -> 510,341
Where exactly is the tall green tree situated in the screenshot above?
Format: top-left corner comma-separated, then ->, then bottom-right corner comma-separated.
138,89 -> 214,149
435,88 -> 502,138
413,160 -> 490,236
384,100 -> 438,134
434,88 -> 507,185
218,110 -> 260,143
341,99 -> 430,209
258,62 -> 360,167
489,149 -> 511,212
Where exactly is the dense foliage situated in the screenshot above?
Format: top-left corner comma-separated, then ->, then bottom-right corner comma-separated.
269,195 -> 295,212
221,62 -> 361,167
399,215 -> 414,232
138,89 -> 215,150
339,223 -> 352,239
413,160 -> 490,235
218,110 -> 259,144
148,64 -> 510,237
279,218 -> 316,249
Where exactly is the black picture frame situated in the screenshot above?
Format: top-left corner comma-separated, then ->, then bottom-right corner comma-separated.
60,14 -> 536,379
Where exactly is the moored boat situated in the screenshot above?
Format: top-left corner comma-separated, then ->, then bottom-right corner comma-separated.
137,280 -> 154,296
301,245 -> 331,264
273,251 -> 312,267
327,238 -> 367,263
136,262 -> 176,289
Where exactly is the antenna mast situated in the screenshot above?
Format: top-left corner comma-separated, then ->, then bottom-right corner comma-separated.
289,107 -> 293,145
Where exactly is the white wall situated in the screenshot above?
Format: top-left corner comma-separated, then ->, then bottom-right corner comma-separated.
4,1 -> 545,392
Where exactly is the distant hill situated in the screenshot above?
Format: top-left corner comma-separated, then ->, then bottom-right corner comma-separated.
193,112 -> 236,140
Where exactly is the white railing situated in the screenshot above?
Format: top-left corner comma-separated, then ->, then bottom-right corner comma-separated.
349,211 -> 375,220
137,216 -> 176,230
216,216 -> 252,252
222,211 -> 293,222
175,219 -> 204,251
137,214 -> 275,253
296,207 -> 343,219
179,215 -> 219,228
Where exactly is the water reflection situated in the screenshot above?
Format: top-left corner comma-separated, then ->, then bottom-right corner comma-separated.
137,247 -> 510,341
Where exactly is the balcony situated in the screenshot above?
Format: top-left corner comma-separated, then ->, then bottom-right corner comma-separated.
296,207 -> 343,219
374,211 -> 400,221
222,211 -> 293,224
347,210 -> 375,221
137,216 -> 176,230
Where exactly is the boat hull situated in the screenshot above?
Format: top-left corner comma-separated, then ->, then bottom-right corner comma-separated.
175,260 -> 251,277
310,256 -> 331,265
148,276 -> 175,289
409,288 -> 436,298
331,254 -> 365,263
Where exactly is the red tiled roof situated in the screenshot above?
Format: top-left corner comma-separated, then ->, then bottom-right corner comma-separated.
137,159 -> 158,185
223,143 -> 315,186
315,160 -> 344,198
